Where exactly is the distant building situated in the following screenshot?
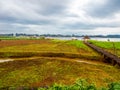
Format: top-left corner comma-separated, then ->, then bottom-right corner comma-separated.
83,36 -> 90,42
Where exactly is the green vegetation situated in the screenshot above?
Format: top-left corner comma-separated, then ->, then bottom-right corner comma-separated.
0,39 -> 120,89
89,40 -> 120,57
0,58 -> 120,89
0,40 -> 100,60
0,36 -> 46,40
1,79 -> 120,90
89,40 -> 120,49
0,36 -> 17,40
67,40 -> 90,49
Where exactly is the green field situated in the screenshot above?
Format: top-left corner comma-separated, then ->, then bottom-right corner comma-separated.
89,40 -> 120,57
0,40 -> 100,60
0,39 -> 120,89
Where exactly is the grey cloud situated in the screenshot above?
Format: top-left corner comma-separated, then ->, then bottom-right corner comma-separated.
36,0 -> 68,15
61,21 -> 120,30
87,0 -> 120,18
0,0 -> 120,35
0,0 -> 68,25
0,0 -> 69,17
0,15 -> 54,25
0,23 -> 28,33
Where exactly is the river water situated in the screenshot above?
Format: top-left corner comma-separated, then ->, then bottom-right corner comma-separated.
46,37 -> 120,42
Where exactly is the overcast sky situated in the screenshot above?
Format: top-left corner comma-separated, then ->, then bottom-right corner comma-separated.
0,0 -> 120,35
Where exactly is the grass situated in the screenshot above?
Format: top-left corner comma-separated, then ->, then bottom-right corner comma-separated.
0,57 -> 120,89
1,79 -> 120,90
89,40 -> 120,57
89,40 -> 120,49
0,36 -> 17,40
0,36 -> 44,40
0,39 -> 100,60
0,39 -> 120,89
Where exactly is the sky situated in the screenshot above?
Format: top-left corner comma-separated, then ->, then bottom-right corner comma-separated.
0,0 -> 120,35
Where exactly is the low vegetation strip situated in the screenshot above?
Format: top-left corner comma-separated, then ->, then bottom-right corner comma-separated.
89,40 -> 120,49
0,52 -> 100,60
84,42 -> 120,66
0,39 -> 51,48
1,79 -> 120,90
89,40 -> 120,57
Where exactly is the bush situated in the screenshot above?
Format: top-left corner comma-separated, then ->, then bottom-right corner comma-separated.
1,79 -> 120,90
108,82 -> 120,90
38,79 -> 97,90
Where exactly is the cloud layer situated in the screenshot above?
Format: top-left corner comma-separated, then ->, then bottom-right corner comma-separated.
0,0 -> 120,35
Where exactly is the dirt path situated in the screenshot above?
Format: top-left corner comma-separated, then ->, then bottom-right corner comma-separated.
75,60 -> 99,65
0,57 -> 106,66
12,57 -> 106,66
0,59 -> 14,63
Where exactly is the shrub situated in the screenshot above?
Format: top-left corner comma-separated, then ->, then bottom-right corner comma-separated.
1,79 -> 120,90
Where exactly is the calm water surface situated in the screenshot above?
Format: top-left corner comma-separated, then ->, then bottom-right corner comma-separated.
46,37 -> 120,42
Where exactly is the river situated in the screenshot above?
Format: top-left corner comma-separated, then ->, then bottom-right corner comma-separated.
46,37 -> 120,42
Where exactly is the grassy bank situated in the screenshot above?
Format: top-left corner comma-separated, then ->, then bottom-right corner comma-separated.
0,57 -> 120,88
89,40 -> 120,57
